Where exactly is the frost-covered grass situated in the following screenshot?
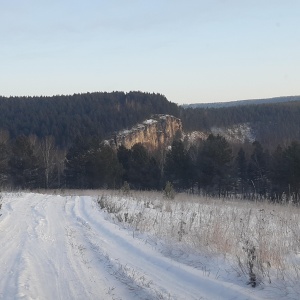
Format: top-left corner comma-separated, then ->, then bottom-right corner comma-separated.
1,190 -> 299,299
96,190 -> 300,296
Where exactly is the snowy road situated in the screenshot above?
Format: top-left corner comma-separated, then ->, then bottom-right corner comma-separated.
0,193 -> 260,300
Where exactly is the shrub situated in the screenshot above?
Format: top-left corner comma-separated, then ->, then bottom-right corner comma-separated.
121,181 -> 131,195
163,181 -> 175,199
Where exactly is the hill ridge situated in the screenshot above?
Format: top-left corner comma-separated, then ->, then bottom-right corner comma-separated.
182,95 -> 300,108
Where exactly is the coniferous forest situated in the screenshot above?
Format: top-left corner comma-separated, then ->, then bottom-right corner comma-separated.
180,101 -> 300,148
0,92 -> 179,147
1,91 -> 300,202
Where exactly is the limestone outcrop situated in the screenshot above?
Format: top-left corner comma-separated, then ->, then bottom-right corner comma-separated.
109,115 -> 182,151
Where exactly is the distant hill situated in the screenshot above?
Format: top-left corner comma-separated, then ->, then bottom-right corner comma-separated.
182,95 -> 300,109
0,92 -> 179,147
180,99 -> 300,148
1,91 -> 300,149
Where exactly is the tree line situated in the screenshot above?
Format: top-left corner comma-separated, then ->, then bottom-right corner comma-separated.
180,101 -> 300,149
2,91 -> 300,150
165,135 -> 300,202
1,132 -> 300,202
0,92 -> 179,147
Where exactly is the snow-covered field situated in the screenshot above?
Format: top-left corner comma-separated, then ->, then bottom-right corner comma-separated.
0,191 -> 299,299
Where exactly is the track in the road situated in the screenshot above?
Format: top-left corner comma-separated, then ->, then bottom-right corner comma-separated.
0,193 -> 260,300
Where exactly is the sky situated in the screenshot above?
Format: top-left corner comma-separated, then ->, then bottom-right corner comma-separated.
1,0 -> 300,104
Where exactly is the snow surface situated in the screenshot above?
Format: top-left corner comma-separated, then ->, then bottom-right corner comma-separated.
143,119 -> 157,125
0,193 -> 287,299
211,123 -> 255,143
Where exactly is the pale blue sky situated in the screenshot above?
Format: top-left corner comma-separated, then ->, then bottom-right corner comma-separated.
1,0 -> 299,104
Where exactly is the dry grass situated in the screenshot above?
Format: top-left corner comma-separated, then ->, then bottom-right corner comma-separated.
33,188 -> 300,293
86,190 -> 300,291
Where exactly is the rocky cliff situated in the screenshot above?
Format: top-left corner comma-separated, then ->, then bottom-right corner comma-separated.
107,114 -> 253,153
109,115 -> 182,151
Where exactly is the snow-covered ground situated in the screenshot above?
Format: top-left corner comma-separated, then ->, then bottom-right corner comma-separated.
0,192 -> 298,299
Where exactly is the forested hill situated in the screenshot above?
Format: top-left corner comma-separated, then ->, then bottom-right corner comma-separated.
0,92 -> 179,147
182,95 -> 300,108
2,91 -> 300,195
1,91 -> 300,149
180,100 -> 300,148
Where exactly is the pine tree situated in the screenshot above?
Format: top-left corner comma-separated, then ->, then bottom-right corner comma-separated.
234,147 -> 248,196
196,134 -> 232,196
9,135 -> 41,189
126,143 -> 160,190
248,141 -> 270,198
164,140 -> 194,190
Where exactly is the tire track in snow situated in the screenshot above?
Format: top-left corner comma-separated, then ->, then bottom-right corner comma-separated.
72,195 -> 262,300
65,196 -> 150,300
70,196 -> 172,299
0,193 -> 111,299
0,193 -> 37,299
0,193 -> 264,300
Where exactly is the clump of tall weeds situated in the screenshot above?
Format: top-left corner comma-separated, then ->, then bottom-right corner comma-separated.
95,191 -> 300,293
97,194 -> 123,214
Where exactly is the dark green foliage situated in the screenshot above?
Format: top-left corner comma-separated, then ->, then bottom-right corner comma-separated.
164,140 -> 195,190
283,142 -> 300,195
117,145 -> 132,183
0,90 -> 300,199
1,130 -> 300,201
2,92 -> 300,150
123,144 -> 160,190
0,92 -> 179,147
180,101 -> 300,149
85,142 -> 123,189
196,134 -> 233,196
65,138 -> 122,189
270,145 -> 285,194
248,141 -> 270,197
65,137 -> 91,188
0,141 -> 9,186
8,136 -> 41,189
183,95 -> 300,108
233,148 -> 248,196
0,131 -> 10,187
270,142 -> 300,200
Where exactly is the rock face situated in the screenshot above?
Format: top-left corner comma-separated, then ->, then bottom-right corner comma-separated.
109,115 -> 182,151
211,123 -> 255,143
182,124 -> 255,148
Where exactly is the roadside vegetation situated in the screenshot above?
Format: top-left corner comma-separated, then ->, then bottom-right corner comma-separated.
2,133 -> 300,204
95,189 -> 300,296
